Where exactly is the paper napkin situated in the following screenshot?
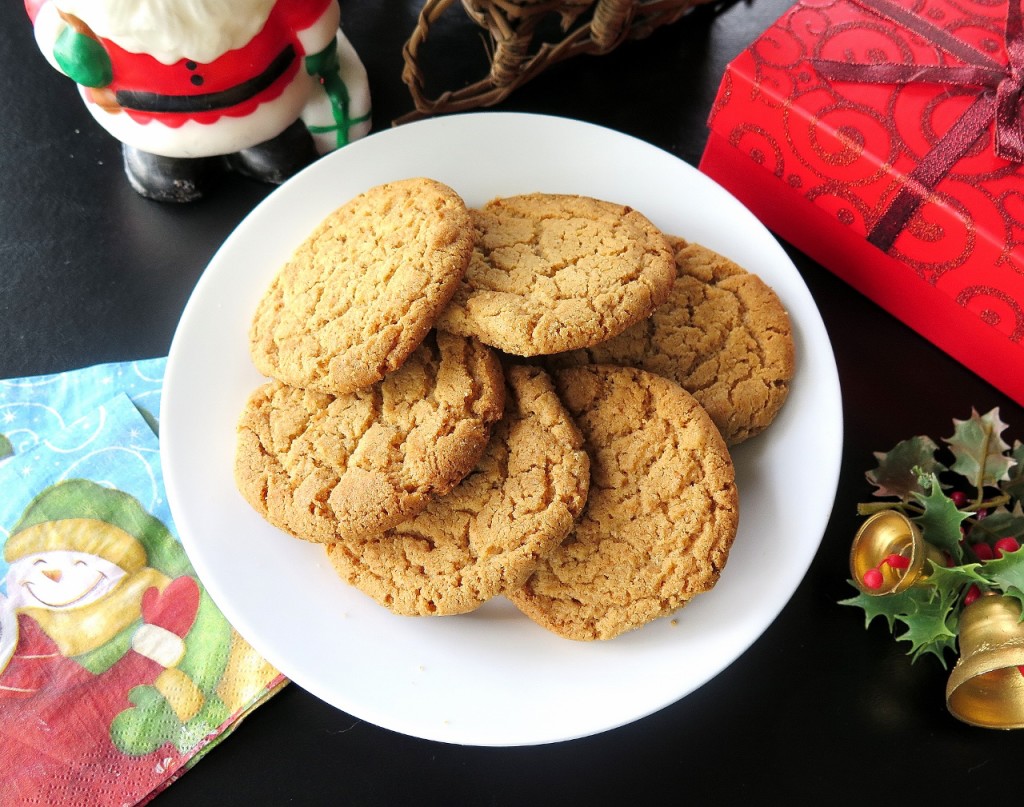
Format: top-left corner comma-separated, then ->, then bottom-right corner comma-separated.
0,359 -> 285,805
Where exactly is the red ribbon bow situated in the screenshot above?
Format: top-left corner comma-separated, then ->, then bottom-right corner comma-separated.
812,0 -> 1024,251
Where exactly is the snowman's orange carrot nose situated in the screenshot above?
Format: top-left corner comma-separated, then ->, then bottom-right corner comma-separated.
42,569 -> 62,582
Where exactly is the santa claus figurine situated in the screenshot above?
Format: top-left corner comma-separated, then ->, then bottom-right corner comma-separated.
24,0 -> 372,202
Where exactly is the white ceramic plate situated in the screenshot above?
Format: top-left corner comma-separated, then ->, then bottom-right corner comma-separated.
162,112 -> 843,747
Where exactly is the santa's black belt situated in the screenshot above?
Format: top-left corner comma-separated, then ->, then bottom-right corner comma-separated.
114,45 -> 297,114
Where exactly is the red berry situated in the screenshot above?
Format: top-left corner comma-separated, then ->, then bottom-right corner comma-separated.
976,509 -> 989,520
862,568 -> 884,590
950,491 -> 968,508
963,584 -> 981,606
884,553 -> 910,570
973,542 -> 995,561
994,537 -> 1020,557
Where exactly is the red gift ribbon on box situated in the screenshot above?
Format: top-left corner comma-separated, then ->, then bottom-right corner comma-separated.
812,0 -> 1024,251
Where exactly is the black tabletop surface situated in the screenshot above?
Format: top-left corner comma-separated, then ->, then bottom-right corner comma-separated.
3,1 -> 1023,804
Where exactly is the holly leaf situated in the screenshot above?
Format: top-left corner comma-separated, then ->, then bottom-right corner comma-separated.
894,585 -> 959,666
866,436 -> 944,499
840,582 -> 958,666
944,407 -> 1016,489
1005,441 -> 1024,503
978,546 -> 1024,613
839,584 -> 920,632
912,474 -> 971,563
927,561 -> 988,594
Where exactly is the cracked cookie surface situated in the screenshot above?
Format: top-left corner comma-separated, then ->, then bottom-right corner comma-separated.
435,193 -> 676,356
249,177 -> 475,395
234,331 -> 505,543
325,364 -> 590,616
507,364 -> 738,641
547,237 -> 794,444
548,236 -> 794,444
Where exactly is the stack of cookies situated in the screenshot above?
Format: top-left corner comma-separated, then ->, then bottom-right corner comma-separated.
234,177 -> 795,641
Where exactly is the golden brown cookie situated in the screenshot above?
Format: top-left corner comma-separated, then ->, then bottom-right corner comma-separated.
249,177 -> 475,394
435,193 -> 676,356
234,331 -> 505,543
325,364 -> 590,616
507,364 -> 739,641
546,237 -> 794,444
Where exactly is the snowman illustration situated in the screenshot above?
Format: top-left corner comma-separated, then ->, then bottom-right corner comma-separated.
0,480 -> 250,803
23,0 -> 372,201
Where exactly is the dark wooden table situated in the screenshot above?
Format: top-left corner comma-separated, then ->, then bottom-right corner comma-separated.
2,1 -> 1022,804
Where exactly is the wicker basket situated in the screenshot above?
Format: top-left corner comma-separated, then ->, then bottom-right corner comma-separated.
397,0 -> 716,123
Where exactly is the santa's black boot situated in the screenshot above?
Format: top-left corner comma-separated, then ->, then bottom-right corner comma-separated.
225,119 -> 319,185
122,144 -> 223,203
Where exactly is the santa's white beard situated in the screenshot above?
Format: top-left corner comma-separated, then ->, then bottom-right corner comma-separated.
55,0 -> 277,64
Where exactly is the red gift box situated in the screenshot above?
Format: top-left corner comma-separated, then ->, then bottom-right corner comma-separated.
699,0 -> 1024,405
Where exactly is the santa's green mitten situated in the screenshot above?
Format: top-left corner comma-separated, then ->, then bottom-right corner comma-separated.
53,25 -> 112,88
304,41 -> 339,77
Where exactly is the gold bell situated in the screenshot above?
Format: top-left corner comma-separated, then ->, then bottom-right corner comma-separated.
946,593 -> 1024,729
849,510 -> 945,595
